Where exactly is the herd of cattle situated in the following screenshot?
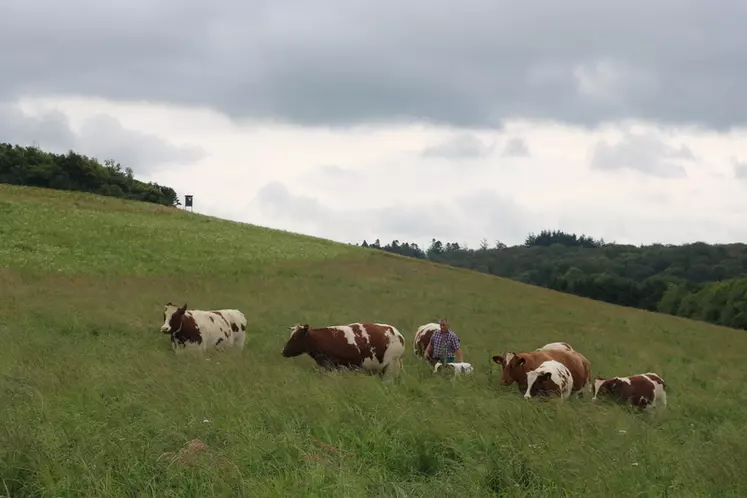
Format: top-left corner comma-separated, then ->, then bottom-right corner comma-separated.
160,303 -> 668,413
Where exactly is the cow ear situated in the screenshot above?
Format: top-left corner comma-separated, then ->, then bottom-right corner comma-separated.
181,303 -> 188,310
491,355 -> 504,365
516,357 -> 525,366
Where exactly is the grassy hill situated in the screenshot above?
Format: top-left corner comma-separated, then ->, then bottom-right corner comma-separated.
2,183 -> 746,497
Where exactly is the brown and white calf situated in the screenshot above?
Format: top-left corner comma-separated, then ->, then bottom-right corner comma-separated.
524,360 -> 574,401
160,302 -> 247,353
492,349 -> 592,396
592,373 -> 667,411
537,342 -> 574,352
413,323 -> 439,362
281,322 -> 406,378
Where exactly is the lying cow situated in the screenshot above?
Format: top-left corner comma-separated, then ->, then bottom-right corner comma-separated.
433,361 -> 474,375
524,360 -> 573,401
492,349 -> 592,396
160,302 -> 247,353
281,322 -> 406,378
537,342 -> 574,352
413,323 -> 439,363
592,373 -> 667,412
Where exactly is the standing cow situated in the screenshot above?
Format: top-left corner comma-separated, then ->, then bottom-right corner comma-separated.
413,323 -> 439,363
281,322 -> 406,379
523,360 -> 574,401
592,373 -> 667,412
160,302 -> 247,353
492,349 -> 592,396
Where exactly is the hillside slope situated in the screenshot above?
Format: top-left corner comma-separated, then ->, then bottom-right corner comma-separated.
2,184 -> 746,497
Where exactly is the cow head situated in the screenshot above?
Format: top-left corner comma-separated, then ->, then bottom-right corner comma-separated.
496,352 -> 528,386
592,377 -> 622,401
281,324 -> 311,357
161,302 -> 187,334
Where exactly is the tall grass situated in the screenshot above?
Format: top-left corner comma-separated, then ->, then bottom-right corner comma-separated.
1,184 -> 747,497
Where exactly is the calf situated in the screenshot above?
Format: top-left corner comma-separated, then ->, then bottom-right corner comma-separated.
281,322 -> 406,378
160,302 -> 247,353
413,323 -> 439,363
592,373 -> 667,411
524,360 -> 573,401
537,342 -> 574,352
492,349 -> 592,396
433,361 -> 474,375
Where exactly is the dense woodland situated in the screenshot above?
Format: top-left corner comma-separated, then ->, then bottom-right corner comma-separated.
0,143 -> 179,207
360,230 -> 747,331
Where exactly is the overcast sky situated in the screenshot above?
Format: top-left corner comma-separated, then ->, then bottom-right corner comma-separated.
3,0 -> 747,248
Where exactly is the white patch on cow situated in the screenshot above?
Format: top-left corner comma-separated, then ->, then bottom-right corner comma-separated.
537,342 -> 574,352
338,325 -> 363,353
643,373 -> 668,409
592,378 -> 606,400
504,352 -> 515,365
524,360 -> 573,400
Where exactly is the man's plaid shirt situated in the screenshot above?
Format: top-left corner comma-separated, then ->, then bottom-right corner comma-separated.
429,330 -> 460,362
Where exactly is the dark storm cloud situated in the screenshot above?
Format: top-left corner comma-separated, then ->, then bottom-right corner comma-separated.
1,1 -> 746,130
0,103 -> 206,173
589,132 -> 693,178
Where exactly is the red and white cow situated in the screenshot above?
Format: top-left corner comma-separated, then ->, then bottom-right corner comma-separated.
492,349 -> 592,396
592,373 -> 667,411
281,322 -> 406,378
413,323 -> 439,363
160,302 -> 247,353
523,360 -> 574,401
537,342 -> 574,352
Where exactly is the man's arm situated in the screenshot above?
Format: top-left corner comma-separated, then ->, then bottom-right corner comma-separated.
453,334 -> 463,362
455,347 -> 464,362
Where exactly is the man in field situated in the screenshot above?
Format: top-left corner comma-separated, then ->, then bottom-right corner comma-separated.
426,318 -> 464,364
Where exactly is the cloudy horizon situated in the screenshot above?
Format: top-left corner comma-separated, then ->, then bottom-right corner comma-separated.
3,1 -> 747,249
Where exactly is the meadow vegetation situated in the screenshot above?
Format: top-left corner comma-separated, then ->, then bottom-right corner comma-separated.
2,184 -> 747,497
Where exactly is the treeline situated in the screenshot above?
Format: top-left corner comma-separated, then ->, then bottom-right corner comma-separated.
0,143 -> 179,207
359,230 -> 747,331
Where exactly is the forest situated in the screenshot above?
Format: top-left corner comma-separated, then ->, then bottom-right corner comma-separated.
359,230 -> 747,331
0,143 -> 179,207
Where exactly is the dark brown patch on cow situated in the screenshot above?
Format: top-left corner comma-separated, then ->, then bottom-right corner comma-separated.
215,337 -> 224,347
209,316 -> 215,323
398,335 -> 404,346
241,323 -> 246,332
231,323 -> 239,333
528,372 -> 560,399
171,310 -> 202,346
595,375 -> 660,411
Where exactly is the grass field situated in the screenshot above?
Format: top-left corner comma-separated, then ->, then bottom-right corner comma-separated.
2,183 -> 747,497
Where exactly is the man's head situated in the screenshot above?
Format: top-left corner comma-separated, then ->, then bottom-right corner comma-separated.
439,318 -> 449,333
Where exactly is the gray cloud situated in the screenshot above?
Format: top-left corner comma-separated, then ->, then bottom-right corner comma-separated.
589,132 -> 693,178
250,181 -> 532,246
1,1 -> 746,130
733,158 -> 747,179
502,138 -> 530,157
420,133 -> 495,160
0,102 -> 207,173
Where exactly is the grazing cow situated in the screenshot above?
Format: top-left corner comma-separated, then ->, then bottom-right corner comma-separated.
592,373 -> 667,411
281,322 -> 406,378
492,349 -> 592,396
537,342 -> 574,352
524,360 -> 574,401
160,302 -> 247,353
413,323 -> 439,362
433,361 -> 474,375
